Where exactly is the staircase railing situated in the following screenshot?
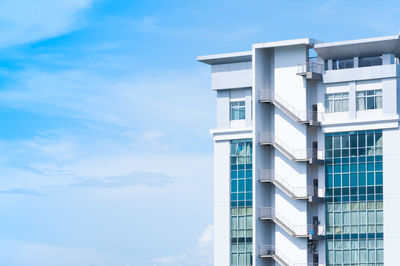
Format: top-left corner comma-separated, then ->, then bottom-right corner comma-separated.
258,90 -> 323,124
259,245 -> 292,266
259,245 -> 325,266
258,170 -> 325,199
258,132 -> 325,162
259,207 -> 325,238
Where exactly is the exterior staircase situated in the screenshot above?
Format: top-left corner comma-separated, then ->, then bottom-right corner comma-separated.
258,132 -> 324,164
258,170 -> 325,201
258,207 -> 325,239
258,90 -> 322,126
259,245 -> 291,266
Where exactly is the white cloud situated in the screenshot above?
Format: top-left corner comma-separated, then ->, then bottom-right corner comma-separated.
153,225 -> 213,266
0,67 -> 213,132
198,224 -> 214,246
0,0 -> 92,48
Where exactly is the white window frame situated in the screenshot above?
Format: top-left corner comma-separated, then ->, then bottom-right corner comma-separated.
325,92 -> 349,113
230,100 -> 245,120
356,89 -> 382,111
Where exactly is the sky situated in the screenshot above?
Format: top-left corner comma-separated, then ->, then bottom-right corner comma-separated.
0,0 -> 400,265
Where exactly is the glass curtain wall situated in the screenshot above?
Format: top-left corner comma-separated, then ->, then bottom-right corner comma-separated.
230,139 -> 253,266
325,130 -> 383,265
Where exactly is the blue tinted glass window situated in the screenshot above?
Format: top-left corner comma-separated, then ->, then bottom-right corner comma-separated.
238,170 -> 244,178
325,131 -> 383,265
246,179 -> 252,192
230,139 -> 253,264
231,180 -> 237,192
367,173 -> 374,186
246,170 -> 252,178
359,173 -> 366,186
238,180 -> 245,191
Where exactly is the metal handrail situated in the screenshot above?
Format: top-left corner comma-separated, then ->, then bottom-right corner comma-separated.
297,62 -> 324,75
258,170 -> 325,198
259,245 -> 292,266
258,132 -> 325,161
259,207 -> 325,237
258,90 -> 324,123
259,245 -> 325,266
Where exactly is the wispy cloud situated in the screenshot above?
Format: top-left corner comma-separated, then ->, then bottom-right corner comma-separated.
0,0 -> 93,48
0,67 -> 213,131
153,225 -> 213,266
71,171 -> 173,188
0,188 -> 45,196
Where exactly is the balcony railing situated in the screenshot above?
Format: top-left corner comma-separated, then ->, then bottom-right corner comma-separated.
258,170 -> 325,199
258,207 -> 325,238
258,90 -> 323,125
297,62 -> 324,75
258,132 -> 325,163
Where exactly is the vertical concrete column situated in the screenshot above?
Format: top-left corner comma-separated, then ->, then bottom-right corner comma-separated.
354,57 -> 359,68
349,82 -> 356,118
245,88 -> 252,127
327,59 -> 333,70
382,54 -> 394,65
382,78 -> 396,115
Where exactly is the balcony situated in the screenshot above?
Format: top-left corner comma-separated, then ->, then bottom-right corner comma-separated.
297,62 -> 323,80
258,132 -> 325,164
258,170 -> 325,202
258,207 -> 325,239
258,90 -> 322,126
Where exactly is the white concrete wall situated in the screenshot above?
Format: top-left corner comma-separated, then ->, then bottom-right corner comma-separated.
272,45 -> 309,264
253,47 -> 273,266
217,90 -> 230,129
274,45 -> 307,112
383,128 -> 400,265
323,64 -> 398,83
216,88 -> 252,130
214,140 -> 231,266
212,61 -> 252,90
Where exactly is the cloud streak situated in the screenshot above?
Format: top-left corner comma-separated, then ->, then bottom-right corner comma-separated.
0,0 -> 92,48
0,188 -> 45,196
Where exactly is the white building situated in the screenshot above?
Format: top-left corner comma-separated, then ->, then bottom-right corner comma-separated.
198,35 -> 400,266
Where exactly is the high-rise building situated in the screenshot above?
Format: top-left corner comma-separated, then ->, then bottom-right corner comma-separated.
198,35 -> 400,265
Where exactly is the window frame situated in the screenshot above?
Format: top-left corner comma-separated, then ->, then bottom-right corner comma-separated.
356,89 -> 382,111
325,92 -> 349,113
230,100 -> 246,121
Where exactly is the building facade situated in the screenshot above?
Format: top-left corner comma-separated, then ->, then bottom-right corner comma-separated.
198,35 -> 400,265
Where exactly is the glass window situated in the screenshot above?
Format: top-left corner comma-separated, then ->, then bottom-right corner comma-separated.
230,101 -> 245,120
357,90 -> 383,111
325,92 -> 349,113
230,139 -> 253,265
325,130 -> 383,265
359,56 -> 383,67
333,58 -> 354,69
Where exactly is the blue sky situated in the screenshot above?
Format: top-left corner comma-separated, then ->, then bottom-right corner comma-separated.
0,0 -> 400,265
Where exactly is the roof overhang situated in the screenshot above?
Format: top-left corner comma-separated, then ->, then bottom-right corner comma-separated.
314,35 -> 400,60
253,38 -> 321,49
197,51 -> 252,65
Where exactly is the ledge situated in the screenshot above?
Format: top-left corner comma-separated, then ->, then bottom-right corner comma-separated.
210,127 -> 253,141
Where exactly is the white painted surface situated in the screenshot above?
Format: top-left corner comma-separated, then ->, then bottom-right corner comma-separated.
383,128 -> 400,265
212,62 -> 252,90
214,140 -> 231,266
323,64 -> 398,83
